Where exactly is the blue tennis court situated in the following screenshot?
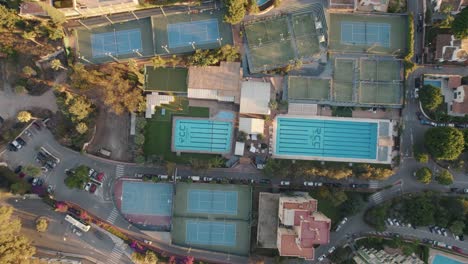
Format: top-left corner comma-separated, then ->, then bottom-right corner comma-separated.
167,19 -> 220,48
275,116 -> 378,160
173,118 -> 233,154
121,181 -> 173,216
91,29 -> 142,58
341,22 -> 390,47
188,190 -> 238,215
186,220 -> 236,246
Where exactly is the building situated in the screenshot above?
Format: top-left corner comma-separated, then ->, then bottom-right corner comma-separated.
354,247 -> 425,264
187,62 -> 242,104
239,81 -> 271,115
272,115 -> 394,164
239,117 -> 265,136
328,0 -> 355,10
277,194 -> 331,260
423,74 -> 466,116
257,192 -> 331,260
435,34 -> 468,62
431,0 -> 468,14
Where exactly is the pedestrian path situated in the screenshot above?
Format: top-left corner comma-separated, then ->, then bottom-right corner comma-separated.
115,165 -> 125,178
369,180 -> 379,189
369,192 -> 383,204
107,207 -> 119,224
108,245 -> 125,264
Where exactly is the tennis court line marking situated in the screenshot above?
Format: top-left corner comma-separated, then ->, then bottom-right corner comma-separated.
187,189 -> 238,215
167,19 -> 220,49
186,220 -> 236,246
340,21 -> 391,48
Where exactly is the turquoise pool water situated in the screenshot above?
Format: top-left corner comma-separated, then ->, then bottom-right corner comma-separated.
433,254 -> 464,264
424,79 -> 442,88
215,111 -> 235,121
257,0 -> 269,6
275,117 -> 378,160
173,118 -> 233,153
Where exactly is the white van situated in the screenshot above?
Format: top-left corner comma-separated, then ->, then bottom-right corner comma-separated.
190,176 -> 200,181
158,175 -> 168,180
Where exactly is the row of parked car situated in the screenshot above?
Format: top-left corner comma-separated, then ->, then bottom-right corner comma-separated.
417,111 -> 468,128
84,168 -> 105,194
386,218 -> 414,228
7,121 -> 42,152
35,147 -> 59,172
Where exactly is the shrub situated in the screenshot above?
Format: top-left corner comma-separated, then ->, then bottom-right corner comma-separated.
36,217 -> 48,232
435,170 -> 453,185
416,167 -> 432,184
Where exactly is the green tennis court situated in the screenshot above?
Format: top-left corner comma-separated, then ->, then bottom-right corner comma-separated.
188,190 -> 238,215
288,76 -> 330,100
359,82 -> 401,105
186,220 -> 236,246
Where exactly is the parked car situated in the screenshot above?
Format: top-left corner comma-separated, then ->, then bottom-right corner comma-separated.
89,183 -> 97,194
32,178 -> 43,187
47,185 -> 53,194
84,182 -> 92,191
259,179 -> 271,184
203,177 -> 213,182
357,184 -> 369,188
328,246 -> 336,254
349,184 -> 358,188
11,140 -> 22,150
280,181 -> 290,186
7,143 -> 18,152
414,88 -> 419,98
24,130 -> 32,137
88,168 -> 95,177
16,137 -> 26,146
189,176 -> 200,181
318,255 -> 326,262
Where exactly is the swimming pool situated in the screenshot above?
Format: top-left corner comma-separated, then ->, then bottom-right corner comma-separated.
424,79 -> 442,88
433,254 -> 464,264
274,116 -> 378,161
257,0 -> 269,6
173,118 -> 233,154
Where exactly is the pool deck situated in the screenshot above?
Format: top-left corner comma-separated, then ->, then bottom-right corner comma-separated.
272,115 -> 393,164
429,248 -> 468,264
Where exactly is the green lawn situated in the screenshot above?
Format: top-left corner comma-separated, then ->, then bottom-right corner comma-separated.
144,98 -> 215,163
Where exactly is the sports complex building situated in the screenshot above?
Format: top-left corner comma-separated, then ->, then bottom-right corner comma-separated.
171,183 -> 252,255
272,115 -> 394,164
74,10 -> 233,63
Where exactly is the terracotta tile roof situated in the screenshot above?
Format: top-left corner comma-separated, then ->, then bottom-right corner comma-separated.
448,76 -> 462,89
440,0 -> 462,11
452,85 -> 468,114
278,229 -> 315,260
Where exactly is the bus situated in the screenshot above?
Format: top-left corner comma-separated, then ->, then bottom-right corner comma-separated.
64,214 -> 91,232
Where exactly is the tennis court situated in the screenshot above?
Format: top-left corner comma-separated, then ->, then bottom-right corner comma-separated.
121,181 -> 173,216
171,183 -> 251,255
144,66 -> 188,92
333,58 -> 355,102
288,76 -> 330,100
359,82 -> 401,105
188,190 -> 238,215
186,220 -> 236,246
75,18 -> 154,63
167,19 -> 219,49
152,10 -> 233,54
328,13 -> 407,54
341,22 -> 390,47
90,29 -> 142,58
244,5 -> 326,73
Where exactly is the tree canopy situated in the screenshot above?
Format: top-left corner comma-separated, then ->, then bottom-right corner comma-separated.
416,167 -> 432,184
452,8 -> 468,39
420,85 -> 443,111
17,111 -> 32,123
425,127 -> 464,160
435,170 -> 454,185
224,0 -> 247,24
64,165 -> 90,189
131,250 -> 158,264
0,206 -> 36,263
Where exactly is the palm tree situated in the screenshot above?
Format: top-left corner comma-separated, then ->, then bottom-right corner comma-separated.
22,31 -> 43,46
50,59 -> 66,71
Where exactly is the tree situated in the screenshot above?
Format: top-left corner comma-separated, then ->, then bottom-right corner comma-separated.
425,127 -> 464,160
435,170 -> 454,185
416,167 -> 432,184
341,194 -> 365,216
403,195 -> 435,226
102,72 -> 144,115
452,8 -> 468,39
68,96 -> 92,121
0,206 -> 36,263
151,56 -> 166,68
187,49 -> 219,66
69,63 -> 102,90
217,44 -> 239,62
23,165 -> 41,176
224,0 -> 247,24
269,100 -> 278,110
22,31 -> 43,46
36,2 -> 66,25
415,152 -> 429,163
50,59 -> 65,71
420,85 -> 443,111
0,6 -> 20,31
17,111 -> 32,122
75,122 -> 88,134
22,66 -> 37,77
330,190 -> 348,207
36,217 -> 48,232
450,220 -> 465,236
131,250 -> 158,264
64,165 -> 89,189
248,0 -> 260,14
14,85 -> 27,94
135,133 -> 145,146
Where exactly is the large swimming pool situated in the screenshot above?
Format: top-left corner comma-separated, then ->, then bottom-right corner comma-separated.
424,79 -> 442,88
432,254 -> 464,264
274,117 -> 378,160
173,118 -> 233,154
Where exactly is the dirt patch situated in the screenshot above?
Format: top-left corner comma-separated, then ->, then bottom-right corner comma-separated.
87,107 -> 132,162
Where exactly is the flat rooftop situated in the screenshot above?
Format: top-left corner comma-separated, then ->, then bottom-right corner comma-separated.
272,115 -> 393,164
172,117 -> 233,154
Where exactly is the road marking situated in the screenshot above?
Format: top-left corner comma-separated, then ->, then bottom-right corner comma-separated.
369,180 -> 379,189
107,208 -> 119,224
115,165 -> 125,178
108,246 -> 124,264
370,192 -> 382,203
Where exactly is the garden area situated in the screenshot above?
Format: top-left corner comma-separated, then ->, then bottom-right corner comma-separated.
143,98 -> 220,164
355,236 -> 429,263
365,192 -> 468,235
